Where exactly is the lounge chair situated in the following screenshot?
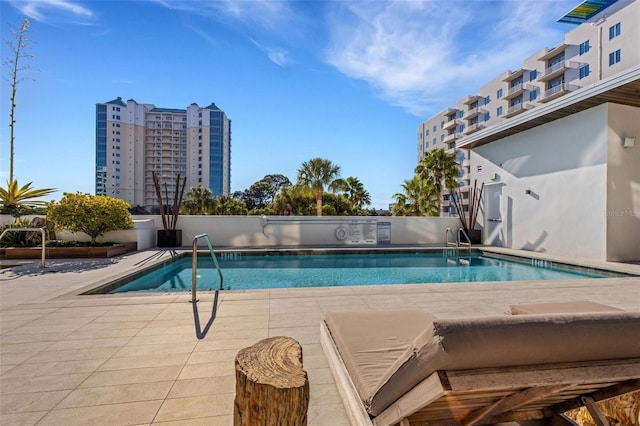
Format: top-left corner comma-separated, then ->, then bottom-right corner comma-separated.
320,306 -> 640,425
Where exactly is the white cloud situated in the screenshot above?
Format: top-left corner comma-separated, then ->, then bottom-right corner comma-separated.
152,0 -> 296,66
324,0 -> 571,116
10,0 -> 94,24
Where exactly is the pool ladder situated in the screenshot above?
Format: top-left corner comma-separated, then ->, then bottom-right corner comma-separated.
191,233 -> 224,303
445,227 -> 472,253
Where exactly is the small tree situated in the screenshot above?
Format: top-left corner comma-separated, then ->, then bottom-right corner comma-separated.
47,193 -> 134,244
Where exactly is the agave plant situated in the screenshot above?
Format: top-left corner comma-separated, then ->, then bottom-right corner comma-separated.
0,179 -> 56,217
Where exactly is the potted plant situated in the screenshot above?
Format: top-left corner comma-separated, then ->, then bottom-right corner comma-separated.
451,180 -> 484,244
152,172 -> 187,248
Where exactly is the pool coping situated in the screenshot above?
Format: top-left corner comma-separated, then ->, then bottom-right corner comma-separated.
69,245 -> 640,298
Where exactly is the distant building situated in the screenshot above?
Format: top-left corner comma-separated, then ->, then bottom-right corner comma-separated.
95,98 -> 231,209
418,0 -> 639,219
418,0 -> 639,261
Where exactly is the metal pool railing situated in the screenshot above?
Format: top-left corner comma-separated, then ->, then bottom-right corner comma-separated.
191,233 -> 224,303
0,227 -> 46,268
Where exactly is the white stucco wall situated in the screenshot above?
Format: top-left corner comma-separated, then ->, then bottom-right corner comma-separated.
606,103 -> 640,262
472,104 -> 610,260
1,215 -> 461,248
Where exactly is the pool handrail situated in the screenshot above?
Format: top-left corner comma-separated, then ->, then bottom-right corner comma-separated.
0,227 -> 46,268
191,233 -> 224,303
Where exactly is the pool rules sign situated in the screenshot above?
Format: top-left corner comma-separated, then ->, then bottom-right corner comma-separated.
345,220 -> 390,245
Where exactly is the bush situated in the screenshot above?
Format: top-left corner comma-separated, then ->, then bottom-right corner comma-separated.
47,193 -> 134,244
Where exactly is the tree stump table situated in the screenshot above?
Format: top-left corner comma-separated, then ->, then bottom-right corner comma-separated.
234,336 -> 309,426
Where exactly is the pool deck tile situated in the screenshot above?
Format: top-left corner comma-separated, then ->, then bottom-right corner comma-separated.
1,247 -> 639,425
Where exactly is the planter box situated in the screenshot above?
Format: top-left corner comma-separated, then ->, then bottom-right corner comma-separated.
157,230 -> 182,248
0,242 -> 137,259
466,229 -> 482,244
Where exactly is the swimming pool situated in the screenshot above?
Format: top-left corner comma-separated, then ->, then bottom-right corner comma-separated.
101,251 -> 621,294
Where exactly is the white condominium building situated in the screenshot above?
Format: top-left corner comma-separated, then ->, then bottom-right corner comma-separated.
95,98 -> 231,209
417,0 -> 639,216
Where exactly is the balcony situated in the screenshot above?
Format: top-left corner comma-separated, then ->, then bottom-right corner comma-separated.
462,123 -> 484,135
503,83 -> 532,100
502,68 -> 527,83
538,61 -> 570,81
443,108 -> 459,118
443,133 -> 458,144
442,119 -> 460,131
462,94 -> 482,105
538,43 -> 569,62
465,107 -> 486,121
503,103 -> 533,118
539,83 -> 579,103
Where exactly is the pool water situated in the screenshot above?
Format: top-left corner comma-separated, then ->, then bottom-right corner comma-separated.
108,252 -> 616,293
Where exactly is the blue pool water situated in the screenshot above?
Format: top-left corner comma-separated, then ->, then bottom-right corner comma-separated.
108,252 -> 616,293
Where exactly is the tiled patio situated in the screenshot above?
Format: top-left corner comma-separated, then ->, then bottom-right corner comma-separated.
1,249 -> 639,425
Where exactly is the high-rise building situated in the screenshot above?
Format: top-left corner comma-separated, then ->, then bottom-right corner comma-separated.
95,98 -> 231,209
417,0 -> 639,217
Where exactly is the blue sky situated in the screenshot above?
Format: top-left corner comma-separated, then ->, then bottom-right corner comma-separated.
1,0 -> 575,209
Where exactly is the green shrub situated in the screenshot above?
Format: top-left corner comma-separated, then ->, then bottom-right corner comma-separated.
47,193 -> 134,244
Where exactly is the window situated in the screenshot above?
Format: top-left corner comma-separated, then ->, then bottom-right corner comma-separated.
440,121 -> 444,129
609,49 -> 621,66
484,96 -> 490,105
432,125 -> 436,132
426,129 -> 430,136
579,64 -> 590,79
609,22 -> 621,40
529,90 -> 537,102
496,88 -> 503,99
579,40 -> 590,55
432,138 -> 436,145
424,141 -> 429,148
497,106 -> 503,116
440,134 -> 444,142
529,70 -> 537,81
484,112 -> 490,121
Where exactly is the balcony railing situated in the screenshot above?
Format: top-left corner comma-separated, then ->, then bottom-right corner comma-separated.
442,119 -> 459,131
538,61 -> 571,81
465,107 -> 486,120
443,133 -> 458,144
503,103 -> 533,118
462,123 -> 484,135
539,83 -> 578,103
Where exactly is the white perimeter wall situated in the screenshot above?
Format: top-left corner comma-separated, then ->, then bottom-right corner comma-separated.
472,104 -> 610,260
606,103 -> 640,262
0,215 -> 461,248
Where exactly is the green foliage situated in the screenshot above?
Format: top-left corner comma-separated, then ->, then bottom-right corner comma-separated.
296,158 -> 344,216
0,179 -> 56,217
415,148 -> 460,214
238,174 -> 292,210
392,176 -> 439,216
47,193 -> 133,243
182,185 -> 214,214
0,218 -> 32,247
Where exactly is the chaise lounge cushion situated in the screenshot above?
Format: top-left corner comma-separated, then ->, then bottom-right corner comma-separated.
325,310 -> 640,417
324,308 -> 437,410
509,300 -> 623,314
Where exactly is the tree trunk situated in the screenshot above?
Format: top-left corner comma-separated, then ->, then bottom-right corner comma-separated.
234,336 -> 309,426
315,189 -> 323,216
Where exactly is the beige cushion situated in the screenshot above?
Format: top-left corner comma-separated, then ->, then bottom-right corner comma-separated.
509,300 -> 623,314
325,310 -> 640,417
324,309 -> 436,414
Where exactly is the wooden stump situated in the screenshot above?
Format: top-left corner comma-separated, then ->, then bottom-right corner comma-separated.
234,336 -> 309,426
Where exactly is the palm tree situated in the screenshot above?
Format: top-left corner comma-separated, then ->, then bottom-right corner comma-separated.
392,176 -> 439,216
296,158 -> 344,216
343,177 -> 371,212
415,148 -> 459,214
182,185 -> 213,214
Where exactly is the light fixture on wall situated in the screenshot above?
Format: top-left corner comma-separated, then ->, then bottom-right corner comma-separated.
623,136 -> 636,148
